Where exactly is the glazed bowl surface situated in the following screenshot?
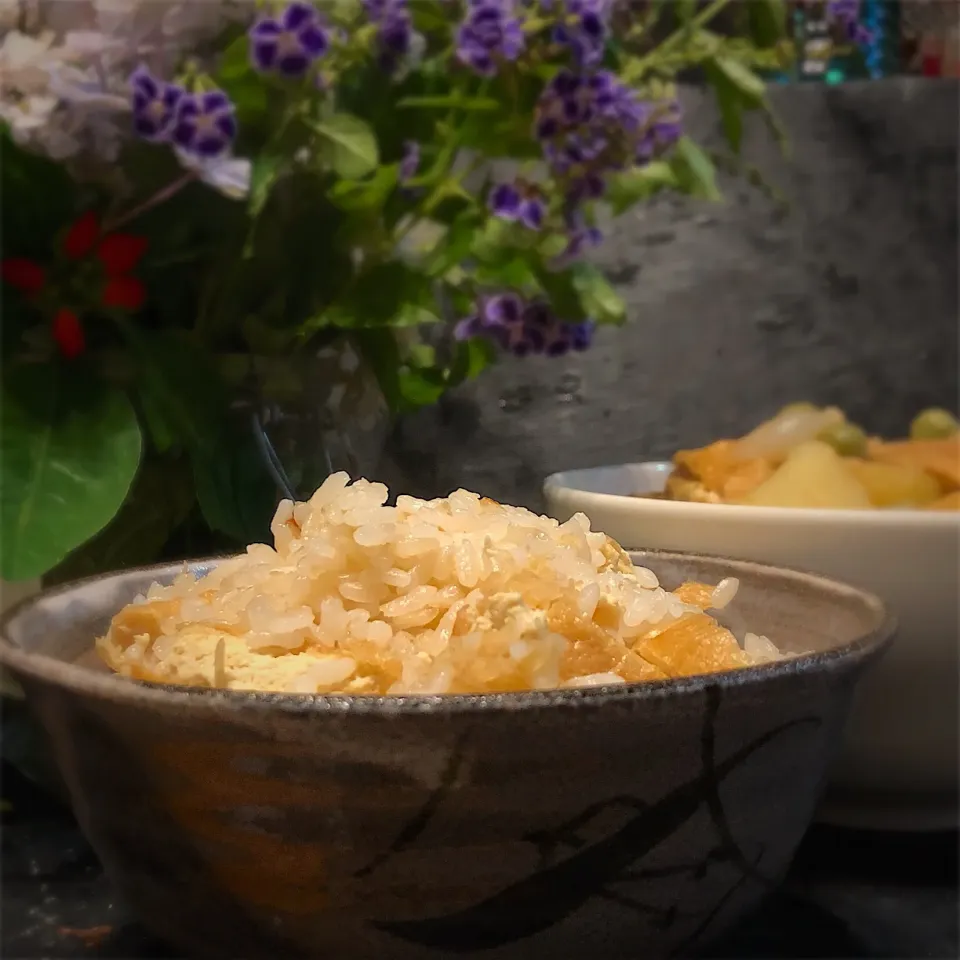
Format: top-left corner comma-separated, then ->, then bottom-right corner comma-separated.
544,463 -> 960,830
0,551 -> 891,960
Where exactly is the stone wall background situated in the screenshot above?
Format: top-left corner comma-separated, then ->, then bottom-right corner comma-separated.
383,78 -> 959,511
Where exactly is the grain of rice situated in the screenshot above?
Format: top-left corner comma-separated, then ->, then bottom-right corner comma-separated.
711,577 -> 739,610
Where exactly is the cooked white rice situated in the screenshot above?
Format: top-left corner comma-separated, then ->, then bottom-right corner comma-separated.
97,474 -> 780,695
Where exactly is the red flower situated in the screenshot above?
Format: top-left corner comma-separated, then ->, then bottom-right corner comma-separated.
97,233 -> 148,276
1,258 -> 45,297
52,308 -> 85,359
102,276 -> 146,311
63,211 -> 100,260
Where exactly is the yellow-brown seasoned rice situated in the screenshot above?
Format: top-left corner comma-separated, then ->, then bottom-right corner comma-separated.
97,474 -> 781,695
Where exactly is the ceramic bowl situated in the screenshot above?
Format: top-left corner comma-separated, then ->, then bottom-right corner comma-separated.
544,463 -> 960,831
0,552 -> 890,960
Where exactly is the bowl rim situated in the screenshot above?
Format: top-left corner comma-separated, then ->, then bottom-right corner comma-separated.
544,462 -> 960,528
0,550 -> 895,716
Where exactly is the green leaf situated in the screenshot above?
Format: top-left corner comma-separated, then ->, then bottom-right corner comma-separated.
397,366 -> 447,407
0,129 -> 75,261
712,55 -> 766,104
705,61 -> 744,154
1,363 -> 142,580
534,266 -> 587,323
46,458 -> 195,583
332,261 -> 435,328
249,154 -> 285,220
426,215 -> 481,278
748,0 -> 788,47
571,264 -> 626,325
352,329 -> 404,411
446,337 -> 495,388
192,422 -> 278,545
120,326 -> 227,451
329,164 -> 398,211
606,161 -> 680,215
397,95 -> 500,112
214,36 -> 269,126
313,113 -> 379,180
671,137 -> 723,202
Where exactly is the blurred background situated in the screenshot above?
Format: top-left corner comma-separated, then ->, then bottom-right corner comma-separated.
384,0 -> 959,508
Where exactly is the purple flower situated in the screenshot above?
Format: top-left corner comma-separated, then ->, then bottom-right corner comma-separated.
456,0 -> 525,76
554,212 -> 603,266
172,90 -> 237,158
250,2 -> 330,77
130,66 -> 184,142
535,69 -> 681,204
488,182 -> 545,230
364,0 -> 415,70
826,0 -> 872,44
553,0 -> 610,67
399,140 -> 420,183
454,294 -> 595,358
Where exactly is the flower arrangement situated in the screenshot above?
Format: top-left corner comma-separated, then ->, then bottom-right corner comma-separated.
1,0 -> 794,584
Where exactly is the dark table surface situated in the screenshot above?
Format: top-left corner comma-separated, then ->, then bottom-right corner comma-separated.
2,761 -> 956,959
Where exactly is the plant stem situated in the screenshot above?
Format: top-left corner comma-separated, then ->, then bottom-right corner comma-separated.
623,0 -> 733,81
104,171 -> 198,232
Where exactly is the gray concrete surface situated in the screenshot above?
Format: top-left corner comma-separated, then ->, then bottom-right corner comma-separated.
382,78 -> 959,511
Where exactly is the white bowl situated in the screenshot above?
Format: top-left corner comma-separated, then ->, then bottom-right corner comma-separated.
544,462 -> 960,831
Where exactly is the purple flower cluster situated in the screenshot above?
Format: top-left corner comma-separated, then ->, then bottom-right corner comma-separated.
250,2 -> 330,77
825,0 -> 872,45
488,182 -> 545,229
535,69 -> 681,203
455,293 -> 595,357
456,0 -> 525,76
553,0 -> 611,67
363,0 -> 415,70
131,67 -> 237,158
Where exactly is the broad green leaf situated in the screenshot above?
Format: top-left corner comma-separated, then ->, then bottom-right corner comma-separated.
314,113 -> 379,180
192,423 -> 278,545
571,264 -> 626,325
120,325 -> 227,451
1,364 -> 142,580
606,161 -> 680,215
46,458 -> 195,583
671,137 -> 723,202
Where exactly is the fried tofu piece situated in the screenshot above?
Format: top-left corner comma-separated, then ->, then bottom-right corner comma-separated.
867,437 -> 960,492
673,581 -> 716,609
633,613 -> 749,677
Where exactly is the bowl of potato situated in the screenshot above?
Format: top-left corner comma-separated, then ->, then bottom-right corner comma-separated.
544,405 -> 960,831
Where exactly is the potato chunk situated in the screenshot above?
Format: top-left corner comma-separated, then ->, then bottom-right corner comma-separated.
740,441 -> 872,509
844,458 -> 942,508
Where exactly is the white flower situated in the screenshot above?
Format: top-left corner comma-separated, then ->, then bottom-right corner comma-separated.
175,148 -> 252,200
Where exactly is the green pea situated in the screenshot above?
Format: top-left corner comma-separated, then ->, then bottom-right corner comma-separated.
910,408 -> 959,441
817,421 -> 868,457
